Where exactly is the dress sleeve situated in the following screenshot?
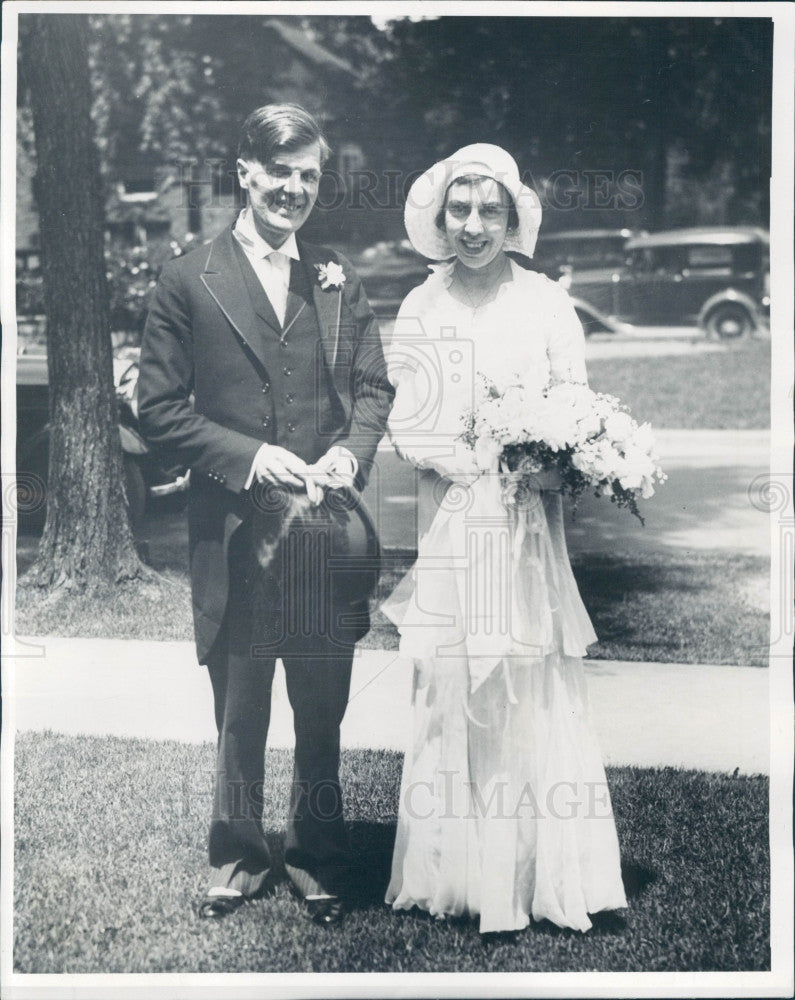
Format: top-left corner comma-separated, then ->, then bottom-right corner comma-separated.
544,279 -> 589,385
386,284 -> 480,479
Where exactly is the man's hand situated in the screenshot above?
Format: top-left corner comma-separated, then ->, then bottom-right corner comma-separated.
305,447 -> 358,493
247,445 -> 357,506
249,444 -> 313,490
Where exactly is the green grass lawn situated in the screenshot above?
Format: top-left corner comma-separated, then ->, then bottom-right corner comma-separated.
14,731 -> 769,973
365,551 -> 769,666
14,570 -> 193,643
586,336 -> 770,429
15,546 -> 769,667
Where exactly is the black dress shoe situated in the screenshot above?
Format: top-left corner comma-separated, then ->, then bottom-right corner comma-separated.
198,892 -> 246,920
285,862 -> 345,927
306,894 -> 345,927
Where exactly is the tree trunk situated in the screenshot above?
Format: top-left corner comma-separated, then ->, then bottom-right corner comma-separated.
20,14 -> 146,591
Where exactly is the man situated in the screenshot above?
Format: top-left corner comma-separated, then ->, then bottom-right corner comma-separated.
138,104 -> 394,926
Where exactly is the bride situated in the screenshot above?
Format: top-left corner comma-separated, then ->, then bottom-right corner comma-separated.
383,144 -> 628,934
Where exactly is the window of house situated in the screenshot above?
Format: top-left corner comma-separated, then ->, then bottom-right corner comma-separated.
123,178 -> 156,194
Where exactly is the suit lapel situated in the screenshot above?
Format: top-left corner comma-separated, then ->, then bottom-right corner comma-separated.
201,230 -> 344,379
299,241 -> 342,373
235,245 -> 283,336
200,228 -> 275,369
281,258 -> 309,342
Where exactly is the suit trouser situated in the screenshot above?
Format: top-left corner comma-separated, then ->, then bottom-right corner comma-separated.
205,517 -> 355,898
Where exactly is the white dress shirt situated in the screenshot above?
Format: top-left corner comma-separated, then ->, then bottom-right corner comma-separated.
232,208 -> 299,326
232,208 -> 357,492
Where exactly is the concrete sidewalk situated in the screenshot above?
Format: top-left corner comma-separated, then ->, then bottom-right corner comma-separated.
9,637 -> 769,775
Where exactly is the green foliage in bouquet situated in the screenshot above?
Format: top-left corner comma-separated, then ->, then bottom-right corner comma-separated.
500,440 -> 648,525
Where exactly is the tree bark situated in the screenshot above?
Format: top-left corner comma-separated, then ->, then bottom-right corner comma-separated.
20,14 -> 146,590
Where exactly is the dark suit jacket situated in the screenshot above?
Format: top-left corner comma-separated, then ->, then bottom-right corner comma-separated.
138,226 -> 395,661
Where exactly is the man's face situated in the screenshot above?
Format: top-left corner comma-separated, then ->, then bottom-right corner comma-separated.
237,142 -> 322,247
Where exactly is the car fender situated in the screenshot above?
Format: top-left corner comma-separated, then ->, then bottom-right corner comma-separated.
569,295 -> 623,335
698,288 -> 762,328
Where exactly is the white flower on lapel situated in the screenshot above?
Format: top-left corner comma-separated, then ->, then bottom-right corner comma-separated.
315,261 -> 346,290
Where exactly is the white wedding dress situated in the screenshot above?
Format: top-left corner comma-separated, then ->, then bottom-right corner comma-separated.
383,260 -> 628,933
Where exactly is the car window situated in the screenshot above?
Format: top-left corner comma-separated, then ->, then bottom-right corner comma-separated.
631,247 -> 684,274
630,248 -> 654,273
731,243 -> 764,275
536,235 -> 630,270
684,245 -> 734,270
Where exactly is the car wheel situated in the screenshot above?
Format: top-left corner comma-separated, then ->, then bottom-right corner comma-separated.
123,454 -> 147,530
704,302 -> 754,339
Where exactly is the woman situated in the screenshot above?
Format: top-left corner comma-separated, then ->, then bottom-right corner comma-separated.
383,145 -> 628,934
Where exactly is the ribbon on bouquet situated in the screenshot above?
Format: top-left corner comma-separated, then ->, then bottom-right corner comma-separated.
386,453 -> 597,706
432,461 -> 560,697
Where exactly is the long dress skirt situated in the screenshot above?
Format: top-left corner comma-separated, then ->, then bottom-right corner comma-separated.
384,473 -> 628,933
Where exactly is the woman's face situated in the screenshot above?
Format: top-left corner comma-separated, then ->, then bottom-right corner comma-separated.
443,177 -> 511,269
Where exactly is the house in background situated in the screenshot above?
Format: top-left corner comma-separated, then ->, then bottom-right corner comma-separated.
17,17 -> 372,268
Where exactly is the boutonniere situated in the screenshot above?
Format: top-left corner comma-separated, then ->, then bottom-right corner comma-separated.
315,261 -> 346,290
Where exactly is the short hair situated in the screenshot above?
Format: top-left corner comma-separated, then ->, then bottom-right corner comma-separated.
434,174 -> 519,232
238,104 -> 332,166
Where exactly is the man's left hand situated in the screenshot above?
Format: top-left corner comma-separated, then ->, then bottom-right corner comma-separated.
304,446 -> 358,502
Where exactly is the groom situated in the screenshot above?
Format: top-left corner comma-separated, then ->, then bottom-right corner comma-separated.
138,104 -> 394,925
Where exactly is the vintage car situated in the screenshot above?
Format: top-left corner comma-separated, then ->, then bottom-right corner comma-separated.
349,238 -> 428,316
352,238 -> 621,335
16,347 -> 189,530
567,226 -> 770,337
532,228 -> 642,283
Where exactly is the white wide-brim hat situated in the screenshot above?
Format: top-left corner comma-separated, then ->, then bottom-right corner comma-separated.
404,143 -> 542,261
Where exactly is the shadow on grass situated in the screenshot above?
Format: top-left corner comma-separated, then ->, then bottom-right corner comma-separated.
620,859 -> 657,901
253,822 -> 397,910
347,821 -> 397,908
570,552 -> 769,666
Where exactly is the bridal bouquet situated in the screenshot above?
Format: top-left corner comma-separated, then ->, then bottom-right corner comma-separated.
460,372 -> 666,523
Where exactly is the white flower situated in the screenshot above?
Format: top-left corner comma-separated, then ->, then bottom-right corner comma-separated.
460,374 -> 664,519
630,421 -> 657,456
577,409 -> 603,438
604,411 -> 636,446
495,386 -> 528,436
315,261 -> 346,290
617,446 -> 656,491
